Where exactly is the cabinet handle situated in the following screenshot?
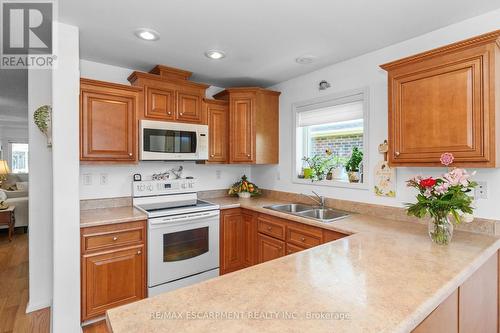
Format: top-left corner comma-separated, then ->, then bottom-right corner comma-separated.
301,237 -> 306,241
180,112 -> 184,115
267,226 -> 272,231
210,154 -> 215,157
167,111 -> 172,115
128,153 -> 133,157
137,250 -> 142,255
113,237 -> 118,241
395,152 -> 400,157
247,154 -> 251,157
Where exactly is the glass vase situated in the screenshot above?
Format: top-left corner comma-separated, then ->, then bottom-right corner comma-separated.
428,215 -> 454,245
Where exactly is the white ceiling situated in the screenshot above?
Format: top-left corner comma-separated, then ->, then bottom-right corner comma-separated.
60,0 -> 500,87
0,69 -> 28,129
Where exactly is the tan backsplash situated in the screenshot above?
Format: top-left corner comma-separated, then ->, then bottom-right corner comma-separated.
80,188 -> 499,236
261,189 -> 499,236
80,196 -> 132,210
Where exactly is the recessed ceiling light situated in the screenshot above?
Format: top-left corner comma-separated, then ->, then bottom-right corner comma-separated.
134,28 -> 160,41
205,50 -> 226,60
296,55 -> 316,64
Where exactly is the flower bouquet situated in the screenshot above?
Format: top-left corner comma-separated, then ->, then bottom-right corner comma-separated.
406,153 -> 477,245
228,175 -> 261,198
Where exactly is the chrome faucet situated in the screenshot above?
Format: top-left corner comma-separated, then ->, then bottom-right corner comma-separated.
301,191 -> 325,209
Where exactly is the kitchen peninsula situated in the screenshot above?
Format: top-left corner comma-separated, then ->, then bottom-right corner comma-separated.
106,197 -> 500,333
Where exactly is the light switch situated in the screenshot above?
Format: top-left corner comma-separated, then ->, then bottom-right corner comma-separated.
100,173 -> 108,185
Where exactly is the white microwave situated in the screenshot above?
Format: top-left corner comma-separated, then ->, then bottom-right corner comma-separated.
140,120 -> 209,161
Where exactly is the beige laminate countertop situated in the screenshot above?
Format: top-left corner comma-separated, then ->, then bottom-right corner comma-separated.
107,197 -> 500,333
80,206 -> 147,228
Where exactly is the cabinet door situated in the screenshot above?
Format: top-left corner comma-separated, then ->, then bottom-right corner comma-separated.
82,245 -> 145,320
145,86 -> 175,120
458,252 -> 498,333
257,233 -> 285,264
177,91 -> 202,123
220,209 -> 245,274
286,243 -> 306,255
386,44 -> 495,167
207,103 -> 228,162
242,211 -> 255,267
80,88 -> 137,162
412,290 -> 458,333
230,97 -> 254,163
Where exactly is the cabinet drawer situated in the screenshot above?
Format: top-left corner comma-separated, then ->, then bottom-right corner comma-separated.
286,243 -> 306,255
286,225 -> 322,248
82,221 -> 145,253
257,215 -> 286,240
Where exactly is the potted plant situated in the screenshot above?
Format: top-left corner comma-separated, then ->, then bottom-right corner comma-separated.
228,175 -> 261,198
345,147 -> 363,183
406,153 -> 477,245
302,153 -> 335,182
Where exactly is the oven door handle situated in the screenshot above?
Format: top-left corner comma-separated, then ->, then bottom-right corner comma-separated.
149,210 -> 219,226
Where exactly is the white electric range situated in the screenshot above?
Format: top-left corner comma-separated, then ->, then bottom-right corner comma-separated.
133,178 -> 220,297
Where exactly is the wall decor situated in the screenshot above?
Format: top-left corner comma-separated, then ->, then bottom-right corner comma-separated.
374,140 -> 396,197
33,105 -> 52,147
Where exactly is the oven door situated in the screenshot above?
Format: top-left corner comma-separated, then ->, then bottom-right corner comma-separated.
148,210 -> 220,287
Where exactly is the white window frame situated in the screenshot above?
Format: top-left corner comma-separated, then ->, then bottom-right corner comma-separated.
291,87 -> 370,190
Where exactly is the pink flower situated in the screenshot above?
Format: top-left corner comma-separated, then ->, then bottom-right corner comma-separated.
440,152 -> 454,166
423,188 -> 433,198
443,168 -> 471,187
434,182 -> 450,195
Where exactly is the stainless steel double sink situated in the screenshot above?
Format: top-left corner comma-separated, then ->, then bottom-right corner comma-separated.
264,203 -> 349,223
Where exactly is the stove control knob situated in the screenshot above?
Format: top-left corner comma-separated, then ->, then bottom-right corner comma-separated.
147,185 -> 153,191
181,183 -> 187,189
138,184 -> 145,191
188,183 -> 193,188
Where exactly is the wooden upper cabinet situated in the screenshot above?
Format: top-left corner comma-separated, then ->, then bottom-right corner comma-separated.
177,91 -> 202,123
128,65 -> 208,124
214,88 -> 280,164
80,79 -> 141,162
231,96 -> 254,163
380,30 -> 500,167
205,99 -> 228,163
145,86 -> 175,120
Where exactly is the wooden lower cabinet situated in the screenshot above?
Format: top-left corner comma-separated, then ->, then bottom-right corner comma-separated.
458,252 -> 498,333
242,210 -> 256,267
82,245 -> 145,320
286,243 -> 306,255
220,209 -> 246,274
413,252 -> 498,333
220,210 -> 348,274
81,220 -> 146,322
258,233 -> 285,263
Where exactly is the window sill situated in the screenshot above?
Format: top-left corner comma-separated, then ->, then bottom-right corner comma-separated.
292,178 -> 369,190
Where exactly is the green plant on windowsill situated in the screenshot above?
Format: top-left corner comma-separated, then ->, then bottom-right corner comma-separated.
345,147 -> 363,183
302,152 -> 336,182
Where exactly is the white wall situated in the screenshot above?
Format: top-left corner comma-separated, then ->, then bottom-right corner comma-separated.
253,9 -> 500,220
79,60 -> 249,200
51,22 -> 81,333
26,69 -> 53,313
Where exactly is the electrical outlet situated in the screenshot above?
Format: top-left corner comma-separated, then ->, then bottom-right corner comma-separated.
83,174 -> 92,186
216,170 -> 221,179
100,173 -> 108,185
475,181 -> 488,199
276,171 -> 281,180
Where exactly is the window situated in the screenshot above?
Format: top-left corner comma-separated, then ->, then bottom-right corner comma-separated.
10,143 -> 29,173
293,88 -> 368,187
